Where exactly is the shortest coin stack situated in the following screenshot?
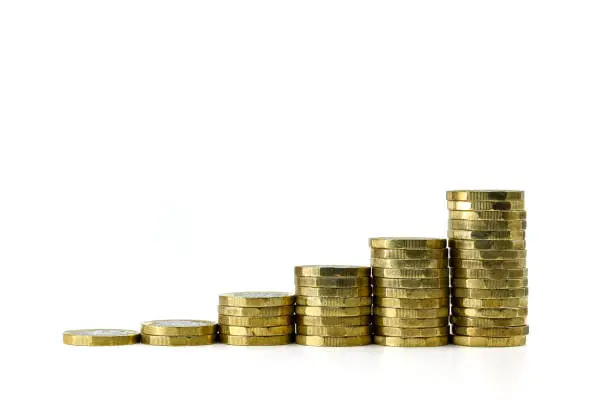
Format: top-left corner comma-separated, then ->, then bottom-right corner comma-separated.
141,320 -> 218,346
218,292 -> 295,346
63,329 -> 141,346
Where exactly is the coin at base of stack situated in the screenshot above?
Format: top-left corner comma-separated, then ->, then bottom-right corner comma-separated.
140,319 -> 218,346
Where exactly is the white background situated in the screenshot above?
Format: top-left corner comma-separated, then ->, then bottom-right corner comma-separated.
1,1 -> 611,407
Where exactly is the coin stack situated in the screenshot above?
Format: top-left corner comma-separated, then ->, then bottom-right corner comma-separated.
294,266 -> 372,347
217,292 -> 295,346
370,238 -> 450,347
140,319 -> 217,346
447,190 -> 528,347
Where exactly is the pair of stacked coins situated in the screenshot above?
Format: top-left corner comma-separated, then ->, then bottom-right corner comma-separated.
370,238 -> 450,347
141,320 -> 217,346
447,190 -> 528,347
217,292 -> 295,346
294,266 -> 372,347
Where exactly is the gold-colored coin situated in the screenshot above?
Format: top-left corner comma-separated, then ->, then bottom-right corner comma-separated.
449,239 -> 526,250
373,316 -> 448,328
372,268 -> 448,279
374,326 -> 449,337
449,229 -> 526,240
372,258 -> 448,269
450,248 -> 527,260
452,297 -> 528,308
452,278 -> 528,289
452,307 -> 527,318
219,334 -> 293,346
449,219 -> 526,231
452,335 -> 526,347
450,316 -> 527,327
296,315 -> 371,326
452,288 -> 528,298
217,315 -> 293,327
295,276 -> 370,288
297,325 -> 371,337
219,325 -> 294,336
374,307 -> 448,318
294,265 -> 371,277
374,277 -> 449,289
374,287 -> 449,298
218,292 -> 295,307
446,190 -> 525,201
141,334 -> 216,346
451,268 -> 527,279
218,305 -> 294,317
448,210 -> 527,221
296,286 -> 371,297
447,200 -> 525,211
452,325 -> 529,337
295,335 -> 371,347
374,335 -> 449,347
450,259 -> 527,269
374,297 -> 449,309
296,296 -> 372,307
369,237 -> 447,249
63,329 -> 140,346
295,306 -> 371,317
141,320 -> 217,336
370,248 -> 448,259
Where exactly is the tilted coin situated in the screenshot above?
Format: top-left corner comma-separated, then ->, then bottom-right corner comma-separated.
370,248 -> 448,259
374,296 -> 449,309
374,326 -> 449,337
219,334 -> 293,346
452,307 -> 528,318
63,329 -> 140,346
374,277 -> 449,289
374,335 -> 449,347
296,286 -> 371,297
297,325 -> 371,337
447,200 -> 525,211
452,297 -> 528,308
296,296 -> 372,307
451,316 -> 527,327
218,305 -> 294,317
450,249 -> 527,260
372,258 -> 448,269
446,190 -> 524,201
452,278 -> 528,289
374,307 -> 448,318
295,335 -> 371,347
449,219 -> 526,231
294,265 -> 371,277
449,229 -> 526,240
217,315 -> 293,327
452,325 -> 529,337
450,259 -> 527,269
141,334 -> 216,346
295,276 -> 370,288
218,292 -> 295,307
219,325 -> 294,336
374,287 -> 449,299
452,288 -> 528,298
452,335 -> 526,347
295,306 -> 371,317
369,237 -> 447,249
448,210 -> 527,221
296,315 -> 371,326
141,320 -> 217,336
372,268 -> 448,279
451,268 -> 527,279
373,316 -> 448,328
449,239 -> 526,250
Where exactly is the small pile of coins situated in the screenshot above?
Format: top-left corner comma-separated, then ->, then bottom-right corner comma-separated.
140,320 -> 217,346
218,292 -> 295,346
447,190 -> 528,347
294,266 -> 372,347
63,329 -> 140,346
370,238 -> 450,347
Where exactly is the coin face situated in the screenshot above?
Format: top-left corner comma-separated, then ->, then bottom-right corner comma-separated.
220,291 -> 292,298
65,329 -> 138,337
141,320 -> 218,336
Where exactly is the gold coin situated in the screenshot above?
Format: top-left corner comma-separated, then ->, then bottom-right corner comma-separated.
452,307 -> 527,318
452,325 -> 529,337
374,326 -> 449,337
219,325 -> 294,336
452,297 -> 528,308
374,287 -> 449,298
374,335 -> 449,347
372,258 -> 448,269
141,334 -> 216,346
447,200 -> 525,211
218,305 -> 294,317
451,268 -> 527,279
297,325 -> 371,337
296,315 -> 371,326
296,286 -> 371,297
374,297 -> 449,308
295,306 -> 371,317
374,307 -> 448,318
452,278 -> 528,289
373,316 -> 448,328
450,248 -> 527,260
370,248 -> 448,259
374,277 -> 449,289
295,335 -> 371,347
448,210 -> 527,221
450,316 -> 526,327
217,315 -> 293,327
449,219 -> 526,231
452,288 -> 528,298
372,268 -> 448,279
452,335 -> 526,347
450,259 -> 527,269
449,239 -> 526,250
63,329 -> 140,346
296,296 -> 371,307
446,190 -> 524,201
218,292 -> 295,307
219,334 -> 293,346
449,229 -> 526,240
369,237 -> 447,249
295,276 -> 370,288
141,320 -> 217,336
294,265 -> 370,277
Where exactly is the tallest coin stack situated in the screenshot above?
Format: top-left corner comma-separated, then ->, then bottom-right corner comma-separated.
447,190 -> 528,347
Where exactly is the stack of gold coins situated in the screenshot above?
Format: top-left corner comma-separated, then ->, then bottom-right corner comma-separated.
370,238 -> 450,347
294,266 -> 372,347
140,319 -> 217,346
218,292 -> 295,346
63,329 -> 140,346
447,190 -> 528,347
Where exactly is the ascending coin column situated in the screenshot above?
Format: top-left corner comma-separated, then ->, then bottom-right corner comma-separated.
370,238 -> 450,347
218,292 -> 295,346
447,190 -> 529,347
294,266 -> 372,347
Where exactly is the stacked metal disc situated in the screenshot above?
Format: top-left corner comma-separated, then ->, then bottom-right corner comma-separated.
447,190 -> 528,347
370,238 -> 450,347
294,266 -> 372,347
63,329 -> 140,346
141,319 -> 217,346
217,292 -> 295,346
